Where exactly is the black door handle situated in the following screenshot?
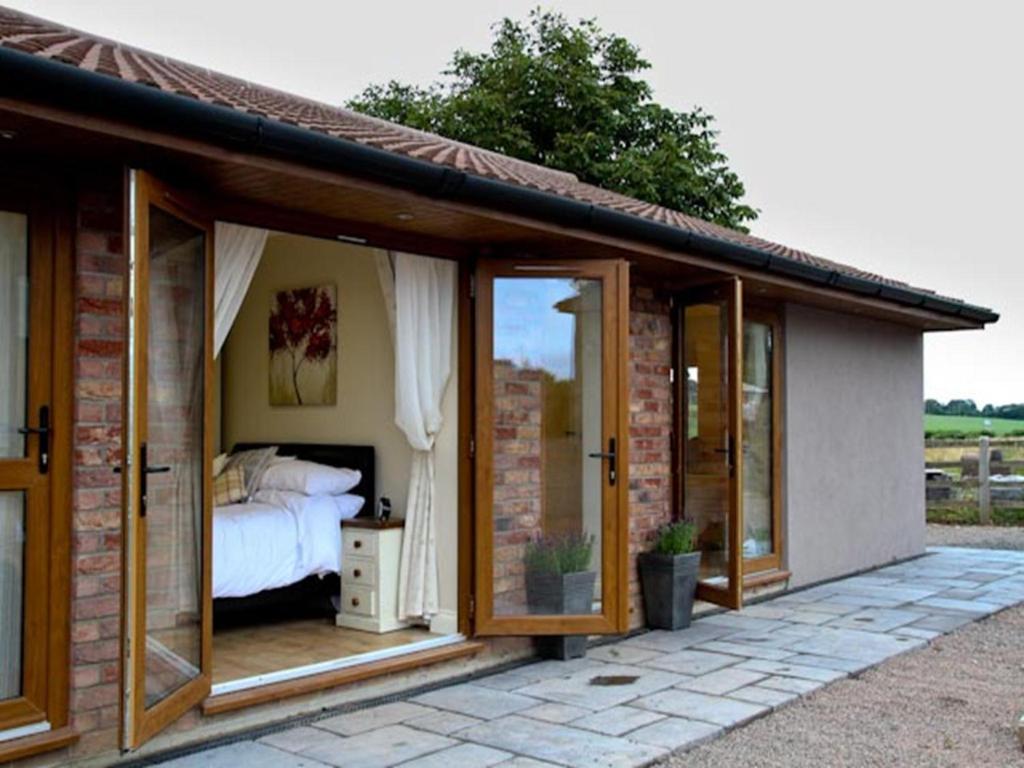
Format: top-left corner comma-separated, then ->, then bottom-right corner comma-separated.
587,437 -> 617,486
18,405 -> 49,474
139,443 -> 172,517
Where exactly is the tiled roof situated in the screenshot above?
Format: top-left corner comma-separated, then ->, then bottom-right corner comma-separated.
0,6 -> 960,300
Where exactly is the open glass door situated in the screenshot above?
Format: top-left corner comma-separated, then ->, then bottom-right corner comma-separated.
474,259 -> 629,636
124,170 -> 213,748
678,278 -> 744,609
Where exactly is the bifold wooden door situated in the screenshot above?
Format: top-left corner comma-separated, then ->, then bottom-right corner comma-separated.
0,187 -> 57,733
124,170 -> 213,748
474,259 -> 629,636
677,278 -> 744,609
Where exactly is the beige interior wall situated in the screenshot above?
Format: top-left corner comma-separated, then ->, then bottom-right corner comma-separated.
220,233 -> 460,630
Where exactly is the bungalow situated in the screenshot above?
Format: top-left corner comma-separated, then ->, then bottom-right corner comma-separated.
0,6 -> 998,765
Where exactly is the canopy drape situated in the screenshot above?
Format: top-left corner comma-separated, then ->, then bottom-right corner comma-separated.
214,222 -> 268,357
376,250 -> 455,621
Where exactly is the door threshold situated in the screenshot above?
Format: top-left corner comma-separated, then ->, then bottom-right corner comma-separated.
211,633 -> 467,697
203,637 -> 482,716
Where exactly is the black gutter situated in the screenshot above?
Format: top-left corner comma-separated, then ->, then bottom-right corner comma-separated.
0,45 -> 999,325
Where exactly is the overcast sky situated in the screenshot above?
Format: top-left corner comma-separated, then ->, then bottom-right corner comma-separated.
11,0 -> 1021,404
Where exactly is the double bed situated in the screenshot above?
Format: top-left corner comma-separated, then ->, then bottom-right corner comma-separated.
212,443 -> 375,627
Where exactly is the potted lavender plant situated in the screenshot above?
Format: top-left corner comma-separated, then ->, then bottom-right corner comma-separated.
524,532 -> 596,659
639,520 -> 701,630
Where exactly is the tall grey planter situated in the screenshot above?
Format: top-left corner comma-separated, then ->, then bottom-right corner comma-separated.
638,551 -> 701,630
525,570 -> 597,660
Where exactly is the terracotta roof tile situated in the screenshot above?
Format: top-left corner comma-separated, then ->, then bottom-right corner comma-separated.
0,6 -> 970,305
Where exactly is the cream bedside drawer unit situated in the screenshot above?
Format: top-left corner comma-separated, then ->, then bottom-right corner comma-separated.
336,518 -> 409,633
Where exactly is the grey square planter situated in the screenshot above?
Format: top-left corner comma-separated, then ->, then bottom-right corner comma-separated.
526,570 -> 597,660
638,551 -> 701,630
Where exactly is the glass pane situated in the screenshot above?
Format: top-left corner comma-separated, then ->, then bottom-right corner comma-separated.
491,277 -> 603,617
683,302 -> 730,584
144,207 -> 205,708
0,212 -> 28,458
0,491 -> 25,700
743,321 -> 773,559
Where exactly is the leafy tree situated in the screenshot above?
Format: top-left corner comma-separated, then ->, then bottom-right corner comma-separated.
348,10 -> 757,231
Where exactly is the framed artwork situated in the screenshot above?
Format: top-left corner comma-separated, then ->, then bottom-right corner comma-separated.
268,283 -> 338,405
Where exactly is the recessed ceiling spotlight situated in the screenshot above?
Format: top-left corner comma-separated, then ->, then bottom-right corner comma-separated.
0,129 -> 16,140
395,212 -> 415,221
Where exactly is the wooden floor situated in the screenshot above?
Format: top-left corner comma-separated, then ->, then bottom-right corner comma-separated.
212,618 -> 437,684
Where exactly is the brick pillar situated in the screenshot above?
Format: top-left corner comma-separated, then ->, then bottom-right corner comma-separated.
70,173 -> 125,754
627,282 -> 674,628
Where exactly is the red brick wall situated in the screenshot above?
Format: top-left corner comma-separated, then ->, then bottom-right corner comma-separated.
69,172 -> 126,756
627,281 -> 675,629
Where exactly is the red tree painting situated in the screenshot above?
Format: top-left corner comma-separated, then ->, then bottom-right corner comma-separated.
269,284 -> 338,405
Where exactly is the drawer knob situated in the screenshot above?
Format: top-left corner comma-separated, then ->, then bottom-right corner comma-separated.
351,597 -> 360,607
353,539 -> 362,549
353,568 -> 362,578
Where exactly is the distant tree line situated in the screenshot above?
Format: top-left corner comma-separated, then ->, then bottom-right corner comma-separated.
925,399 -> 1024,421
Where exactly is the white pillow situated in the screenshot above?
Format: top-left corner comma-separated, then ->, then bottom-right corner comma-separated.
257,459 -> 361,496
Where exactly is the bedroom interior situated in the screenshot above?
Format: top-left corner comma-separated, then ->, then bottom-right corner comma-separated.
204,228 -> 461,694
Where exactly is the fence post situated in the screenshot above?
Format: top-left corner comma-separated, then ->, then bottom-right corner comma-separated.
979,435 -> 991,525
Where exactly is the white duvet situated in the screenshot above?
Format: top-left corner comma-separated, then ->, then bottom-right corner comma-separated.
212,490 -> 364,599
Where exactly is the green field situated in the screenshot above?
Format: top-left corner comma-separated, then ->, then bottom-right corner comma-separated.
925,413 -> 1024,436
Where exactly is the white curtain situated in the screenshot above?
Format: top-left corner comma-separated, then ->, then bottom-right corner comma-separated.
0,212 -> 27,699
214,222 -> 268,357
377,251 -> 455,621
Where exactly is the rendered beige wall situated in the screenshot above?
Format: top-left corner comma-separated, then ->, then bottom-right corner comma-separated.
783,304 -> 925,587
220,233 -> 460,632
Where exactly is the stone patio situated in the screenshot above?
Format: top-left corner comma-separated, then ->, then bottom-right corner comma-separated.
158,547 -> 1024,768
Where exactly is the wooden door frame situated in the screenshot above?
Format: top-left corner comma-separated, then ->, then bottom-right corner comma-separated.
123,169 -> 214,748
0,174 -> 73,745
741,304 -> 784,576
472,258 -> 629,636
676,277 -> 745,610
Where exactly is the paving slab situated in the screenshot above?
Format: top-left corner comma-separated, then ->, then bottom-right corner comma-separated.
570,706 -> 665,737
726,684 -> 799,709
404,710 -> 484,736
399,743 -> 511,768
732,659 -> 847,683
784,626 -> 924,663
781,654 -> 871,674
641,649 -> 741,676
587,644 -> 663,665
158,741 -> 331,768
632,689 -> 769,728
412,683 -> 540,719
317,701 -> 434,736
825,607 -> 923,633
521,702 -> 592,724
461,714 -> 666,768
517,663 -> 685,710
625,717 -> 721,750
300,724 -> 455,768
621,624 -> 732,653
756,675 -> 824,695
691,640 -> 796,661
677,668 -> 767,695
258,727 -> 343,755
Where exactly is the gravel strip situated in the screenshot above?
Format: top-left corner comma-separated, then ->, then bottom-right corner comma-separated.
926,523 -> 1024,551
657,605 -> 1024,768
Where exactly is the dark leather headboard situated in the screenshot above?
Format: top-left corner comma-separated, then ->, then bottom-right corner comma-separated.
233,442 -> 375,515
